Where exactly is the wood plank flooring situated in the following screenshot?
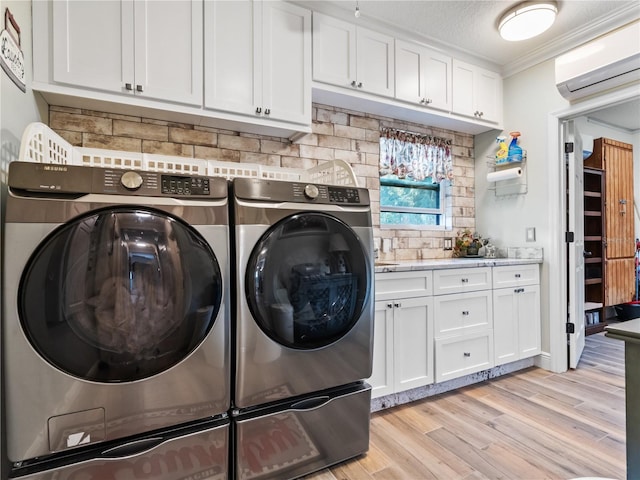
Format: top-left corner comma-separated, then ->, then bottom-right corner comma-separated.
303,333 -> 626,480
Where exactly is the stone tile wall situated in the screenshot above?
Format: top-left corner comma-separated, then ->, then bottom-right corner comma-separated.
49,104 -> 475,260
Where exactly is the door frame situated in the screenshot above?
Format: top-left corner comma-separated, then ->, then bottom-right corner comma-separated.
547,84 -> 640,373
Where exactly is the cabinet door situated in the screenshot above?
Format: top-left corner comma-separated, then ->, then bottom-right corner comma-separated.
494,285 -> 541,364
204,0 -> 259,115
395,39 -> 425,105
518,285 -> 541,358
356,26 -> 394,97
396,40 -> 451,111
452,59 -> 475,118
393,296 -> 434,392
493,288 -> 519,364
474,66 -> 502,124
423,48 -> 452,111
433,267 -> 492,295
312,13 -> 356,88
435,331 -> 493,383
434,290 -> 493,337
262,1 -> 312,125
52,0 -> 134,94
135,0 -> 203,106
369,301 -> 395,398
452,59 -> 502,124
492,264 -> 540,289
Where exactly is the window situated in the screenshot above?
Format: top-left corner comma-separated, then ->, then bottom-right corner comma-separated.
379,129 -> 453,229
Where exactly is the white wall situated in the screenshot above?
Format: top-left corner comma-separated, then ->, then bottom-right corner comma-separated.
475,59 -> 570,356
0,0 -> 47,476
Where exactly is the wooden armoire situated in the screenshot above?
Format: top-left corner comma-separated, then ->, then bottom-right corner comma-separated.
584,137 -> 635,307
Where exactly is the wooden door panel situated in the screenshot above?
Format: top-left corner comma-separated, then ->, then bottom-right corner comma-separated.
605,140 -> 635,259
605,257 -> 636,306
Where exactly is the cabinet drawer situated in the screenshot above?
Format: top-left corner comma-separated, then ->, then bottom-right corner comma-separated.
433,267 -> 491,295
375,271 -> 433,300
435,331 -> 494,383
492,264 -> 539,288
434,291 -> 492,337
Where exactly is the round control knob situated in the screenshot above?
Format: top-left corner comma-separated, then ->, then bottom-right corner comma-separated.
121,171 -> 143,190
304,184 -> 319,199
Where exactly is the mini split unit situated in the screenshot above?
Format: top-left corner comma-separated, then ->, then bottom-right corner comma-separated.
555,20 -> 640,101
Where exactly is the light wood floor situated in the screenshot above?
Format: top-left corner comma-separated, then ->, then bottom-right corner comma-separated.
304,333 -> 626,480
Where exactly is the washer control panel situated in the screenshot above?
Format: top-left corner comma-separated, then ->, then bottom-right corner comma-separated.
292,183 -> 361,204
328,186 -> 360,204
161,175 -> 211,196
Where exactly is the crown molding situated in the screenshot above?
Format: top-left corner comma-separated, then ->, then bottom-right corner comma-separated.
502,3 -> 640,78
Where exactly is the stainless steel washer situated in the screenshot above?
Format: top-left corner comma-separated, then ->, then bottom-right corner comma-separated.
232,177 -> 374,408
3,162 -> 231,467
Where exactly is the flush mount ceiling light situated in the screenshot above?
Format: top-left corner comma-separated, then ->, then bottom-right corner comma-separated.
498,1 -> 558,41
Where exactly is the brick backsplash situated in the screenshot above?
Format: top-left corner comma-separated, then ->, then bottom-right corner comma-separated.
49,104 -> 475,260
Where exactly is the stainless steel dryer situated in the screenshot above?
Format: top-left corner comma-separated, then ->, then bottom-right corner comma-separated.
3,162 -> 230,466
232,177 -> 374,408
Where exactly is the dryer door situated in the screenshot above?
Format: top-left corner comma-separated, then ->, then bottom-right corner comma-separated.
19,207 -> 223,382
245,212 -> 371,349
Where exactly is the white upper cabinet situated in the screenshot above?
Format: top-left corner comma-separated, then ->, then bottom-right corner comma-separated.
313,13 -> 394,97
52,0 -> 203,106
205,1 -> 311,125
452,59 -> 502,124
395,39 -> 452,112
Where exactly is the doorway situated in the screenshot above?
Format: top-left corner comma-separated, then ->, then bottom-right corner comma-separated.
555,88 -> 640,370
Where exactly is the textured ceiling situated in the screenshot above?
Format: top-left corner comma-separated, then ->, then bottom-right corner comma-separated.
301,0 -> 640,74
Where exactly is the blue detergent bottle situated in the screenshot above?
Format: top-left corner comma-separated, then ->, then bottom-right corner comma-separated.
508,131 -> 523,162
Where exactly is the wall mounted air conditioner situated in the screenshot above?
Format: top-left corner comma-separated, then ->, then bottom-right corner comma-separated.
556,20 -> 640,101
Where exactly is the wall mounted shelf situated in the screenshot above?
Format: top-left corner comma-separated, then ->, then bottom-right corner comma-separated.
486,152 -> 527,197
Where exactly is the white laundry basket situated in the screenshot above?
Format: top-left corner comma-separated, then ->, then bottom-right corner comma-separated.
18,122 -> 358,187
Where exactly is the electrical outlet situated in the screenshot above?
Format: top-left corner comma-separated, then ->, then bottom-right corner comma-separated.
443,237 -> 453,250
526,227 -> 536,242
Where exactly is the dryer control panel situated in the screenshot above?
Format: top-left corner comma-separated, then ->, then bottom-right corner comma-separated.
234,177 -> 369,206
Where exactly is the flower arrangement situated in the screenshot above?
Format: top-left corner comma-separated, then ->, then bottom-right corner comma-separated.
453,229 -> 485,257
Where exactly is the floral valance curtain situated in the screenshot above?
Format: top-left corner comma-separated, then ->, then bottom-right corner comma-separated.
379,128 -> 453,184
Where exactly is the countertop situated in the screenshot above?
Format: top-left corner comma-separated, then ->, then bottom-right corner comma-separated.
605,318 -> 640,344
374,257 -> 542,273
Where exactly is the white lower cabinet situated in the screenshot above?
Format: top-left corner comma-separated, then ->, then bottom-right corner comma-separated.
433,267 -> 494,383
371,264 -> 541,399
493,284 -> 541,364
435,331 -> 494,382
369,272 -> 434,399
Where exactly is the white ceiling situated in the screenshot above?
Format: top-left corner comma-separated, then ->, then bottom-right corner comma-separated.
297,0 -> 640,132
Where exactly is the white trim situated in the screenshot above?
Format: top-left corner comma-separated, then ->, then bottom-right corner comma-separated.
534,351 -> 552,371
548,83 -> 640,374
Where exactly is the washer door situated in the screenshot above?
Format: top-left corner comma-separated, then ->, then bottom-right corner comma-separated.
19,207 -> 223,382
245,212 -> 370,349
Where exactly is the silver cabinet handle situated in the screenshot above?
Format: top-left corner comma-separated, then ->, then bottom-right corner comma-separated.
125,83 -> 133,91
136,84 -> 143,92
515,273 -> 521,278
357,82 -> 363,88
394,302 -> 401,308
461,278 -> 469,283
462,311 -> 469,315
256,107 -> 262,114
463,352 -> 471,357
351,80 -> 357,87
264,108 -> 270,115
387,303 -> 393,309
